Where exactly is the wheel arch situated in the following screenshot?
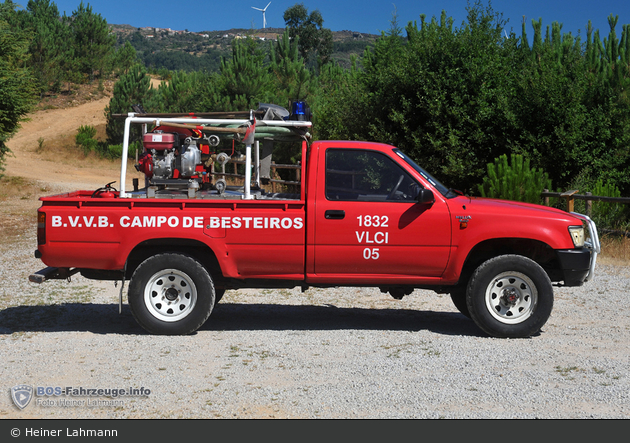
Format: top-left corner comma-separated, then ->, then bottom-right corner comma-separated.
457,238 -> 559,288
125,238 -> 223,284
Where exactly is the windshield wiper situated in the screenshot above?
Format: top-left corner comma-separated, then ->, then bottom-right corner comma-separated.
446,188 -> 464,198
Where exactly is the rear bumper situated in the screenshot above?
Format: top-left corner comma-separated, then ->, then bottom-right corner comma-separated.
29,266 -> 78,284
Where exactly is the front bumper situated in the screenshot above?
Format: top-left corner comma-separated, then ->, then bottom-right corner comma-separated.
557,249 -> 592,286
558,212 -> 601,286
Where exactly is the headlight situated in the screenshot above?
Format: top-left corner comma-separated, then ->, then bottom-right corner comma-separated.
568,225 -> 585,248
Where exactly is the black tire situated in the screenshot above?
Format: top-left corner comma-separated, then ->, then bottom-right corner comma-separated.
466,255 -> 553,338
214,287 -> 226,305
128,253 -> 215,335
450,286 -> 471,318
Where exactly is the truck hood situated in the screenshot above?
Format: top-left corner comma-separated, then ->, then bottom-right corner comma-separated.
452,195 -> 581,224
443,195 -> 586,251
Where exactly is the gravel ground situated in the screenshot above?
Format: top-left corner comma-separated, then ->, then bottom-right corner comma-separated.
1,233 -> 629,419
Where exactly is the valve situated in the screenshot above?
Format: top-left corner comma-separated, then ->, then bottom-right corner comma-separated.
214,178 -> 227,194
216,152 -> 230,166
207,134 -> 220,147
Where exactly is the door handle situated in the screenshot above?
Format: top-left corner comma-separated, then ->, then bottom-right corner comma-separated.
325,210 -> 345,220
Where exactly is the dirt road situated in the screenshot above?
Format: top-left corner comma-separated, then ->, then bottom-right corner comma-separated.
4,95 -> 143,194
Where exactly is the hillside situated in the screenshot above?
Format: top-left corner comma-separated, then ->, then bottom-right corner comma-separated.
111,24 -> 380,71
111,24 -> 379,43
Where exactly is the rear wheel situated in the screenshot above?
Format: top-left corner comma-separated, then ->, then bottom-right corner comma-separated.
128,253 -> 215,335
466,255 -> 553,338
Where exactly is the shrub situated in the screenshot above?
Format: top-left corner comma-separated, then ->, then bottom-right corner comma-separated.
106,141 -> 142,159
478,154 -> 552,204
75,125 -> 98,155
107,144 -> 123,158
590,179 -> 627,230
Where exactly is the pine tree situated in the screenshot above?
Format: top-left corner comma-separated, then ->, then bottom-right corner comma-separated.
17,0 -> 71,96
269,28 -> 311,106
478,154 -> 552,204
0,1 -> 36,175
113,41 -> 138,76
157,70 -> 211,113
66,1 -> 115,82
105,64 -> 157,145
220,38 -> 272,110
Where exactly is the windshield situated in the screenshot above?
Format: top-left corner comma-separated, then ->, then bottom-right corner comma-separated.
394,149 -> 455,198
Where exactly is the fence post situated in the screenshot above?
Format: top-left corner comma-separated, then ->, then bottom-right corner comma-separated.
586,192 -> 592,218
543,189 -> 549,206
560,190 -> 579,213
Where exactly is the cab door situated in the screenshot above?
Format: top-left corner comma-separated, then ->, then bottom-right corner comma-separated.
311,147 -> 451,283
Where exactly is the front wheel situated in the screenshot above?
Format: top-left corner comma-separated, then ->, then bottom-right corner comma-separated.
128,253 -> 215,335
214,287 -> 226,305
466,255 -> 553,338
450,286 -> 470,318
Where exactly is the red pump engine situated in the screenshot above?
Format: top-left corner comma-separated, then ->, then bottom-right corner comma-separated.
135,126 -> 215,185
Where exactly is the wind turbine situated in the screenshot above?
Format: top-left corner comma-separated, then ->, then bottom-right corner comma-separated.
252,2 -> 271,29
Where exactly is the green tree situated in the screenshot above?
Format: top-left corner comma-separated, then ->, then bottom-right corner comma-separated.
319,2 -> 520,191
478,154 -> 552,204
75,124 -> 98,155
0,0 -> 36,175
105,64 -> 159,146
157,70 -> 215,113
219,37 -> 272,110
313,7 -> 398,142
283,3 -> 333,68
15,0 -> 71,96
66,1 -> 115,82
313,58 -> 364,142
269,28 -> 311,106
113,41 -> 138,76
516,14 -> 630,193
316,1 -> 630,196
590,179 -> 626,229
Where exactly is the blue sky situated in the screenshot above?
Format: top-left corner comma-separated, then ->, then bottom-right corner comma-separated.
40,0 -> 630,39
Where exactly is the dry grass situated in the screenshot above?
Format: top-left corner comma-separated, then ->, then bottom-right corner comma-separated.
35,122 -> 109,166
597,235 -> 630,266
34,80 -> 114,111
0,176 -> 43,246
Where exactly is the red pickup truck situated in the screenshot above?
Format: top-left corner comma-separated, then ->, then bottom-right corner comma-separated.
30,108 -> 600,338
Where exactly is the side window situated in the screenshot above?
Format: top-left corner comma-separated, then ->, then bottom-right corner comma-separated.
325,149 -> 420,201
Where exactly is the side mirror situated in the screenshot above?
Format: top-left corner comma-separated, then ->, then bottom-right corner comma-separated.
417,188 -> 435,205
